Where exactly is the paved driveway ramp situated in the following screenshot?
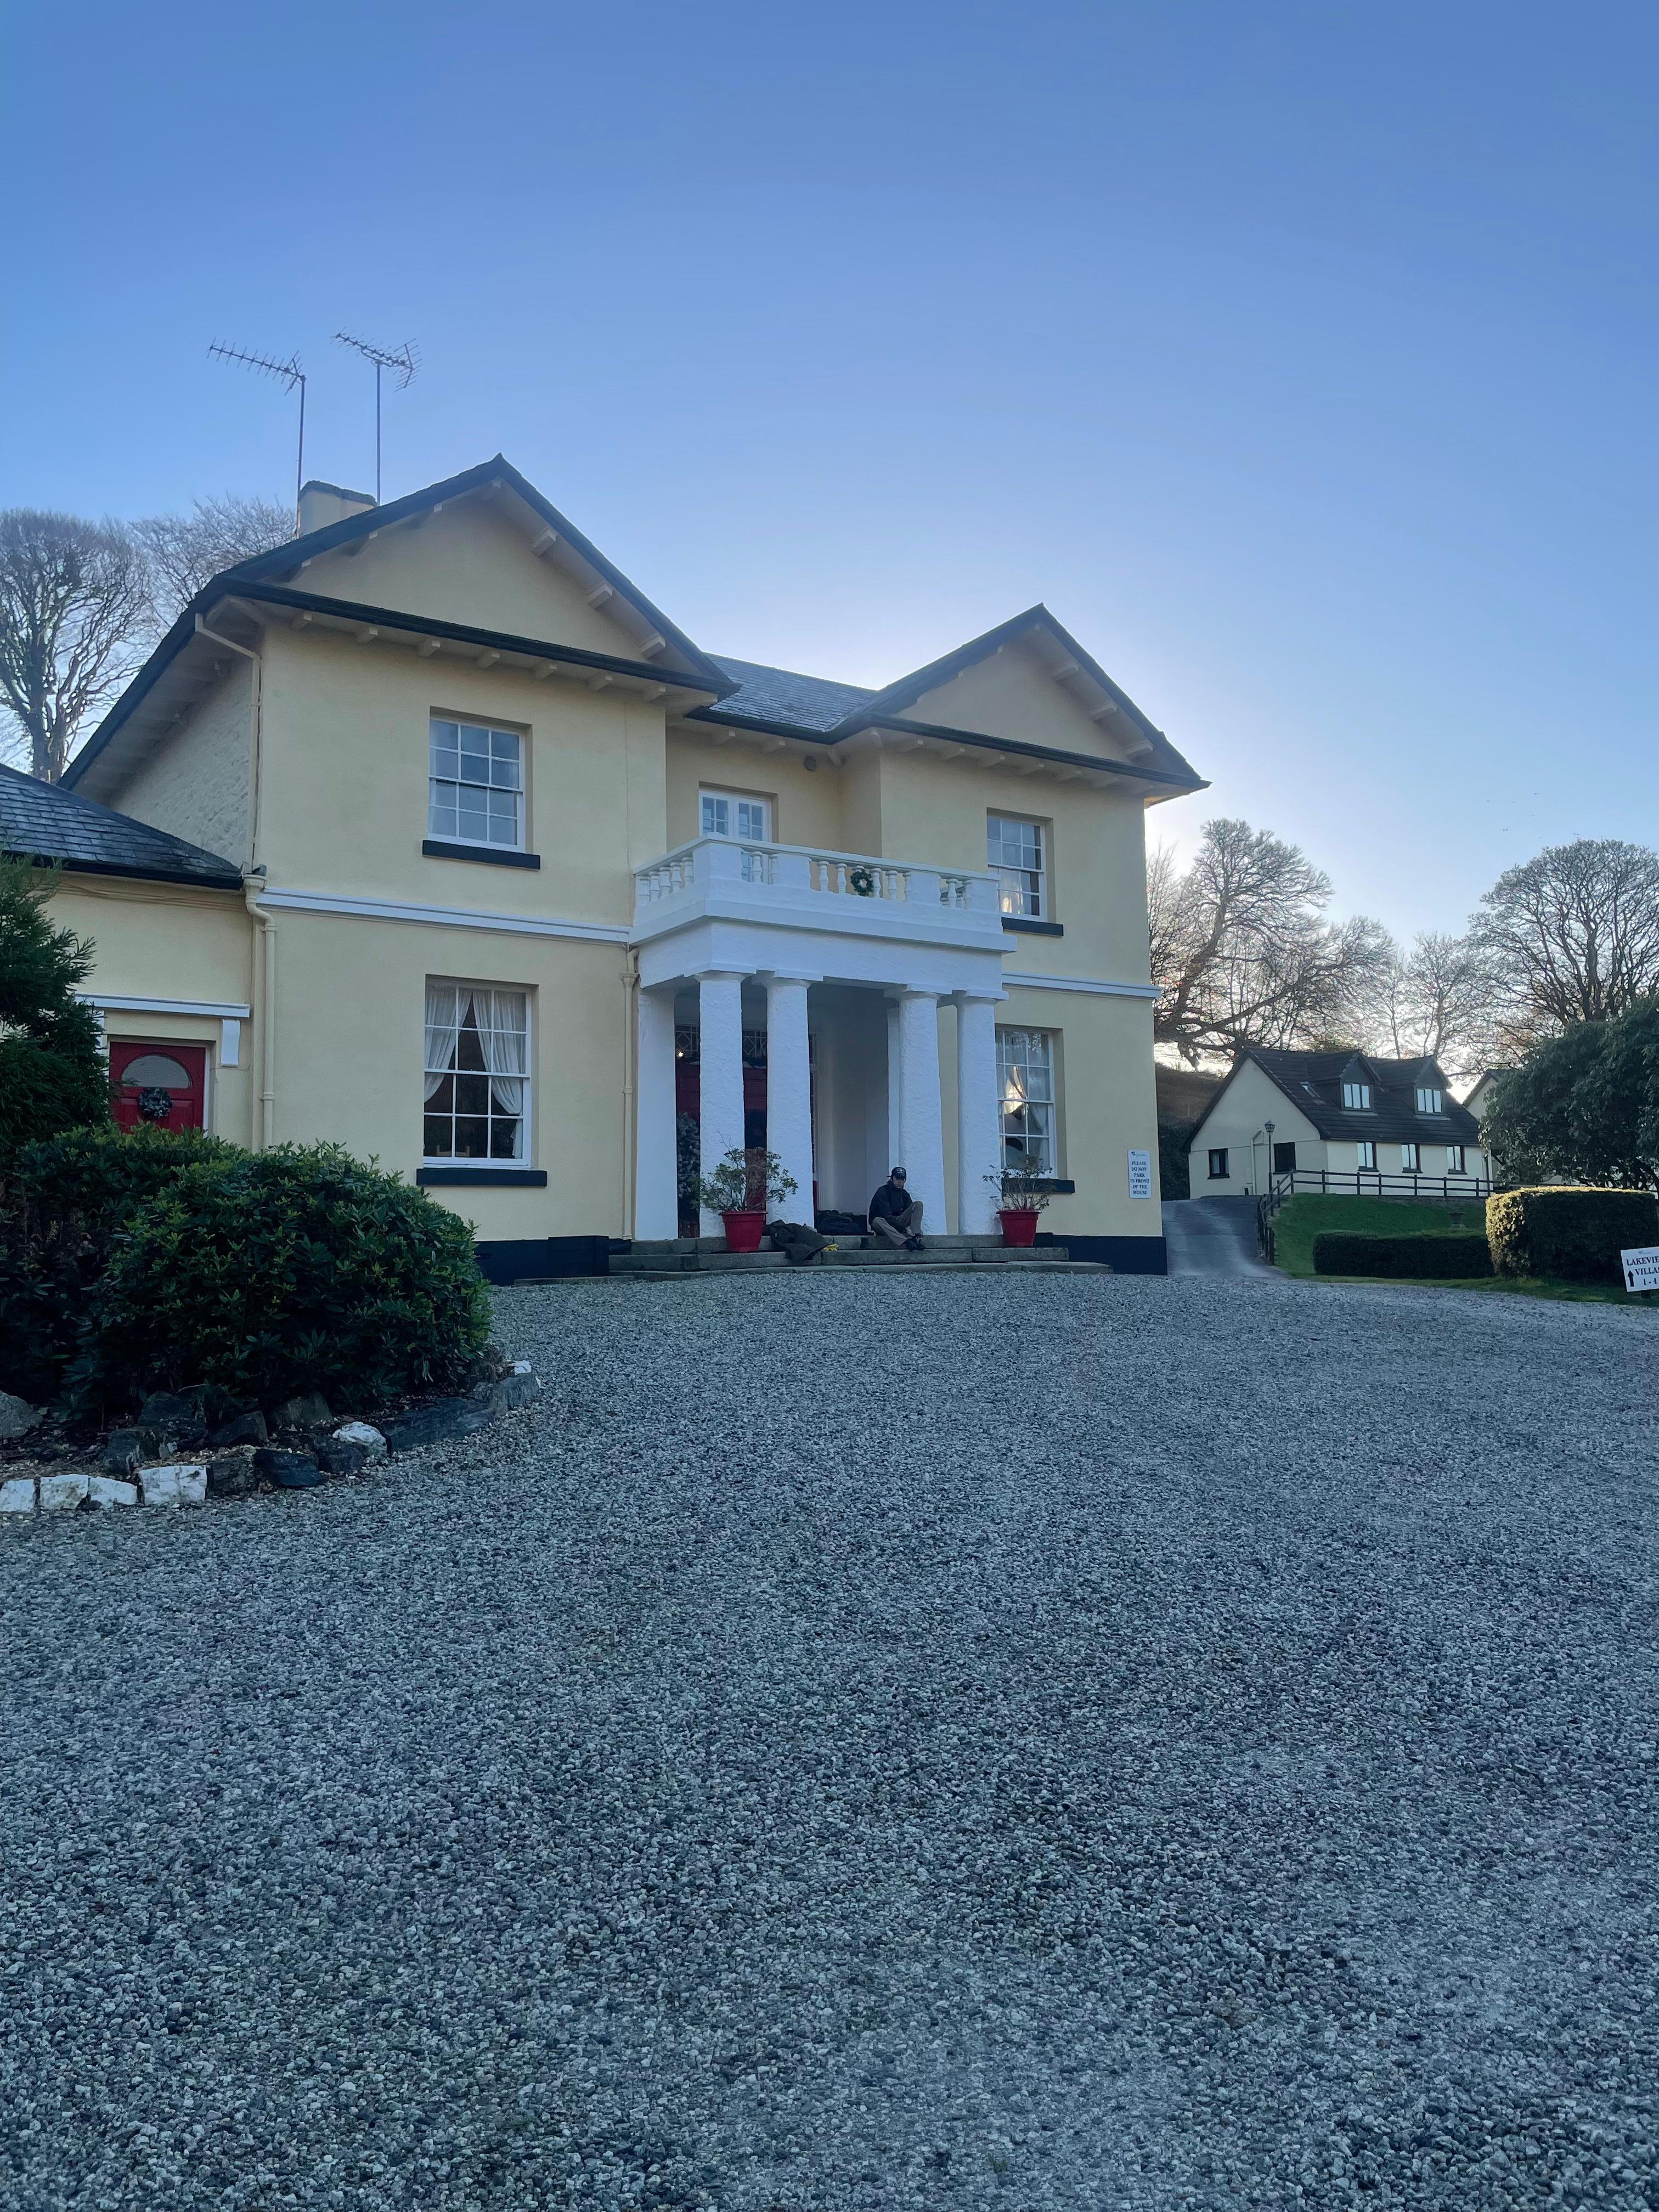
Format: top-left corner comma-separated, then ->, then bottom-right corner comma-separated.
1161,1195 -> 1277,1277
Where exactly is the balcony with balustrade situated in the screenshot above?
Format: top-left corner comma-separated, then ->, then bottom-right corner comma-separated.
629,834 -> 1013,1245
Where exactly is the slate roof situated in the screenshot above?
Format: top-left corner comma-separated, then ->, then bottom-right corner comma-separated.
0,764 -> 243,889
1244,1048 -> 1481,1146
708,657 -> 877,734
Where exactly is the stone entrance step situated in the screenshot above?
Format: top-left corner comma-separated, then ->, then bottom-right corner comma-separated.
607,1239 -> 1107,1278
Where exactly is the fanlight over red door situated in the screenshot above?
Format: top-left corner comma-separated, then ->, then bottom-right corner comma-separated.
109,1041 -> 207,1133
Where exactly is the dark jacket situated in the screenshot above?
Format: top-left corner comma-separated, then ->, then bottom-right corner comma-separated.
869,1180 -> 914,1224
766,1220 -> 826,1266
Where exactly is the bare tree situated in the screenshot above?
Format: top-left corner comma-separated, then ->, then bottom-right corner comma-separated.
1150,817 -> 1394,1064
133,493 -> 292,625
0,511 -> 150,783
1362,929 -> 1498,1082
1469,838 -> 1659,1049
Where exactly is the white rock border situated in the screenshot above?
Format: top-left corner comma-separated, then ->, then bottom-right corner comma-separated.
0,1362 -> 541,1521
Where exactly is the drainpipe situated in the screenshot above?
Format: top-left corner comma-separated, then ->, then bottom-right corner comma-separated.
198,613 -> 273,1149
244,873 -> 277,1150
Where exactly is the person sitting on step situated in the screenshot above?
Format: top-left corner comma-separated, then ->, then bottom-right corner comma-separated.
868,1166 -> 926,1251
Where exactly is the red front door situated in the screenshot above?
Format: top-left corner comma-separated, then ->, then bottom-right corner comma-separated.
109,1040 -> 207,1133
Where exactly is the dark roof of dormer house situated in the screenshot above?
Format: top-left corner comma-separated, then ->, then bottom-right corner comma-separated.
1232,1047 -> 1481,1146
0,764 -> 243,889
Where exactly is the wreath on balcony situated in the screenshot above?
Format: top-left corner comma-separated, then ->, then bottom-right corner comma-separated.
848,865 -> 876,898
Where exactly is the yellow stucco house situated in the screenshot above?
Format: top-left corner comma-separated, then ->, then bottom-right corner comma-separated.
21,458 -> 1204,1277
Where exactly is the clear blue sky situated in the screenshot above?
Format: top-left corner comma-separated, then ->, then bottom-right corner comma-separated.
4,2 -> 1652,938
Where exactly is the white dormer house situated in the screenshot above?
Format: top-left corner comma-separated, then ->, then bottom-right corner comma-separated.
1187,1049 -> 1489,1198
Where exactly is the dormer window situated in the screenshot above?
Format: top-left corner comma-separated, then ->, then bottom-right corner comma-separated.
1414,1085 -> 1443,1114
1341,1081 -> 1372,1110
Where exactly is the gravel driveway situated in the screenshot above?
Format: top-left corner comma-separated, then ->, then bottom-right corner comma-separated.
4,1273 -> 1657,2211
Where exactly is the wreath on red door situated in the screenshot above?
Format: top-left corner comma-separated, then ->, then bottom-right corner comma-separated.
136,1086 -> 175,1122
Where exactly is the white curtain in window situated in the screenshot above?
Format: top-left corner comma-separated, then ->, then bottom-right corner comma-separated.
425,983 -> 460,1102
474,989 -> 528,1125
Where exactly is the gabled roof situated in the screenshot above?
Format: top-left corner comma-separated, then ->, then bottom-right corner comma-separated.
1215,1047 -> 1481,1146
0,764 -> 242,889
223,455 -> 727,690
692,612 -> 1205,793
64,458 -> 735,800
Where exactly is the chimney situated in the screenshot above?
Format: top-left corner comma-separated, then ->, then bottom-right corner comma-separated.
296,479 -> 376,537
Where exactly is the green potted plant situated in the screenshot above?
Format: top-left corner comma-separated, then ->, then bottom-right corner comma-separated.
986,1163 -> 1050,1246
694,1147 -> 798,1252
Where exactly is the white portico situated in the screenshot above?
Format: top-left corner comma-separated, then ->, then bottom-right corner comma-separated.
630,834 -> 1010,1238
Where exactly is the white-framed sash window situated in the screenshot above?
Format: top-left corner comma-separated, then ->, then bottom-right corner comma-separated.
997,1027 -> 1056,1175
988,814 -> 1047,919
423,983 -> 530,1162
430,719 -> 524,849
701,788 -> 771,842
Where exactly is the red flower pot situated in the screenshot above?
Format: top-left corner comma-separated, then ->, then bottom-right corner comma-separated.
998,1208 -> 1040,1247
721,1209 -> 767,1253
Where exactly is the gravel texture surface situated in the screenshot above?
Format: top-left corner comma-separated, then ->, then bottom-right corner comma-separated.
3,1272 -> 1658,2211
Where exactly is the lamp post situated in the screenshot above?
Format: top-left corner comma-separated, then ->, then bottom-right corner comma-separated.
1265,1119 -> 1276,1189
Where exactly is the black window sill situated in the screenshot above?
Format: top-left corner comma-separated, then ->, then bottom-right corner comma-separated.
1001,916 -> 1064,936
416,1166 -> 548,1187
423,839 -> 541,870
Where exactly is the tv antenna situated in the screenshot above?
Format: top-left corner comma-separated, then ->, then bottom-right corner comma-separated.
334,332 -> 419,503
208,343 -> 307,520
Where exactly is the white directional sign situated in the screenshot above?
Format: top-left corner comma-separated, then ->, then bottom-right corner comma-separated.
1127,1148 -> 1153,1200
1621,1246 -> 1659,1294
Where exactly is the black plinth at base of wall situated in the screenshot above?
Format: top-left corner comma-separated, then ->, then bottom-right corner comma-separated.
1036,1232 -> 1167,1274
475,1235 -> 611,1284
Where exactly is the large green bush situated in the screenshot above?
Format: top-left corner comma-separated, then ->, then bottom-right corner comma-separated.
87,1143 -> 490,1410
0,1125 -> 232,1401
1481,1006 -> 1659,1189
0,856 -> 110,1165
1486,1187 -> 1659,1284
1312,1231 -> 1492,1279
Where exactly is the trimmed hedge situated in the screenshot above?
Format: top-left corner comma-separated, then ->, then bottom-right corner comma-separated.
1312,1231 -> 1493,1279
87,1143 -> 491,1410
0,1126 -> 233,1402
1486,1187 -> 1659,1284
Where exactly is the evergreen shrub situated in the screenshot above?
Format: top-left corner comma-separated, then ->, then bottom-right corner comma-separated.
0,1125 -> 231,1401
1311,1231 -> 1492,1279
1486,1188 -> 1659,1283
0,856 -> 109,1165
87,1143 -> 490,1409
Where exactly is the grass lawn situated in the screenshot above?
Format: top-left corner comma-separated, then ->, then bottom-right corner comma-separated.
1271,1193 -> 1658,1308
1270,1194 -> 1492,1277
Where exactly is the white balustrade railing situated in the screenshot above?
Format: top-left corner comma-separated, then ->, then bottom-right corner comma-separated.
634,836 -> 999,918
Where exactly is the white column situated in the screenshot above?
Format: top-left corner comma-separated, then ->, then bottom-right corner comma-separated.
697,969 -> 747,1235
956,993 -> 1003,1234
765,975 -> 815,1224
885,997 -> 901,1169
634,987 -> 680,1242
895,989 -> 947,1233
